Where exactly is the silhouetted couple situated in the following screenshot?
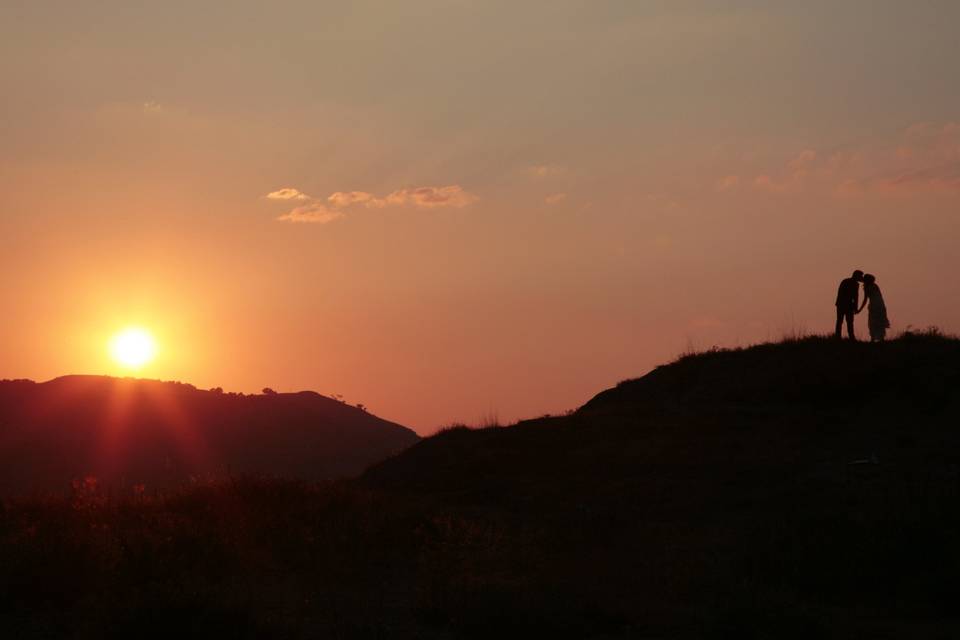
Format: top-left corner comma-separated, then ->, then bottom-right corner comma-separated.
835,270 -> 890,342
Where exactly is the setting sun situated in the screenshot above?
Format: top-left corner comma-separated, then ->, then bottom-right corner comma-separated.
109,328 -> 157,369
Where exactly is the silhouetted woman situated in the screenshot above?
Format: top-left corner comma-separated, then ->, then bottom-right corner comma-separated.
858,274 -> 890,342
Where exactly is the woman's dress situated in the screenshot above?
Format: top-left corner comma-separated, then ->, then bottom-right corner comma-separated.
865,284 -> 890,341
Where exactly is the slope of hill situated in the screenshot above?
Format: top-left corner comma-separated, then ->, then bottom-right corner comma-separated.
364,332 -> 960,507
356,332 -> 960,635
0,375 -> 418,494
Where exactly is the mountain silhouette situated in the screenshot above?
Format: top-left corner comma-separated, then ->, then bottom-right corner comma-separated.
0,375 -> 418,494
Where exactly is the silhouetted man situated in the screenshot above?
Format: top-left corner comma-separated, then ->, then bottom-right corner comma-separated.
835,270 -> 864,340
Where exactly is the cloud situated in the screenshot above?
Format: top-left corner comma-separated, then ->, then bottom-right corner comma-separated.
874,161 -> 960,194
732,124 -> 960,198
267,188 -> 310,201
383,185 -> 478,208
325,186 -> 477,209
904,121 -> 960,139
748,150 -> 819,194
545,192 -> 568,205
787,149 -> 817,172
276,202 -> 345,224
831,124 -> 960,196
327,191 -> 380,208
268,184 -> 478,223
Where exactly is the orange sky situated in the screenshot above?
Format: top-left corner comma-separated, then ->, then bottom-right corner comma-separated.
2,2 -> 959,433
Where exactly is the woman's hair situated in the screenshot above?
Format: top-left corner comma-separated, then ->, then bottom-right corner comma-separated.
863,273 -> 876,285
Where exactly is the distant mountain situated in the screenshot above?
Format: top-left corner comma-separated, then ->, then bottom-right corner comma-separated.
0,375 -> 418,494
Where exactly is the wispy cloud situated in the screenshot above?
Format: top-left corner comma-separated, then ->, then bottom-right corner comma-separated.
835,124 -> 960,196
269,184 -> 478,223
266,188 -> 310,201
327,191 -> 380,208
787,149 -> 817,173
383,185 -> 478,208
142,101 -> 164,115
726,124 -> 960,198
749,150 -> 819,194
872,161 -> 960,194
545,192 -> 568,205
276,202 -> 345,224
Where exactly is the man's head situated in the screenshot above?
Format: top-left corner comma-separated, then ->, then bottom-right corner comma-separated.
852,270 -> 864,281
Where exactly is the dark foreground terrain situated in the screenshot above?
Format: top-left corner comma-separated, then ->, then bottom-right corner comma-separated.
3,331 -> 960,638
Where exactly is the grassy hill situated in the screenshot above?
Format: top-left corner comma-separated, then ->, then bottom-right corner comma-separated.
365,330 -> 960,508
0,375 -> 419,494
361,331 -> 960,635
2,332 -> 960,638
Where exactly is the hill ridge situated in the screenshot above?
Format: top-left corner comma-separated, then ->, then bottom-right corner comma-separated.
0,374 -> 419,494
364,332 -> 960,502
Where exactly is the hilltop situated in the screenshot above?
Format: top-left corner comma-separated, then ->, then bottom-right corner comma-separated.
0,375 -> 418,494
365,331 -> 960,506
357,331 -> 960,635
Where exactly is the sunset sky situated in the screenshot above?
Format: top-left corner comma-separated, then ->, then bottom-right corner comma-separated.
2,1 -> 958,432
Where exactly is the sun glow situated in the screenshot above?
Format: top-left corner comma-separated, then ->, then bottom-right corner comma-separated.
109,327 -> 158,369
